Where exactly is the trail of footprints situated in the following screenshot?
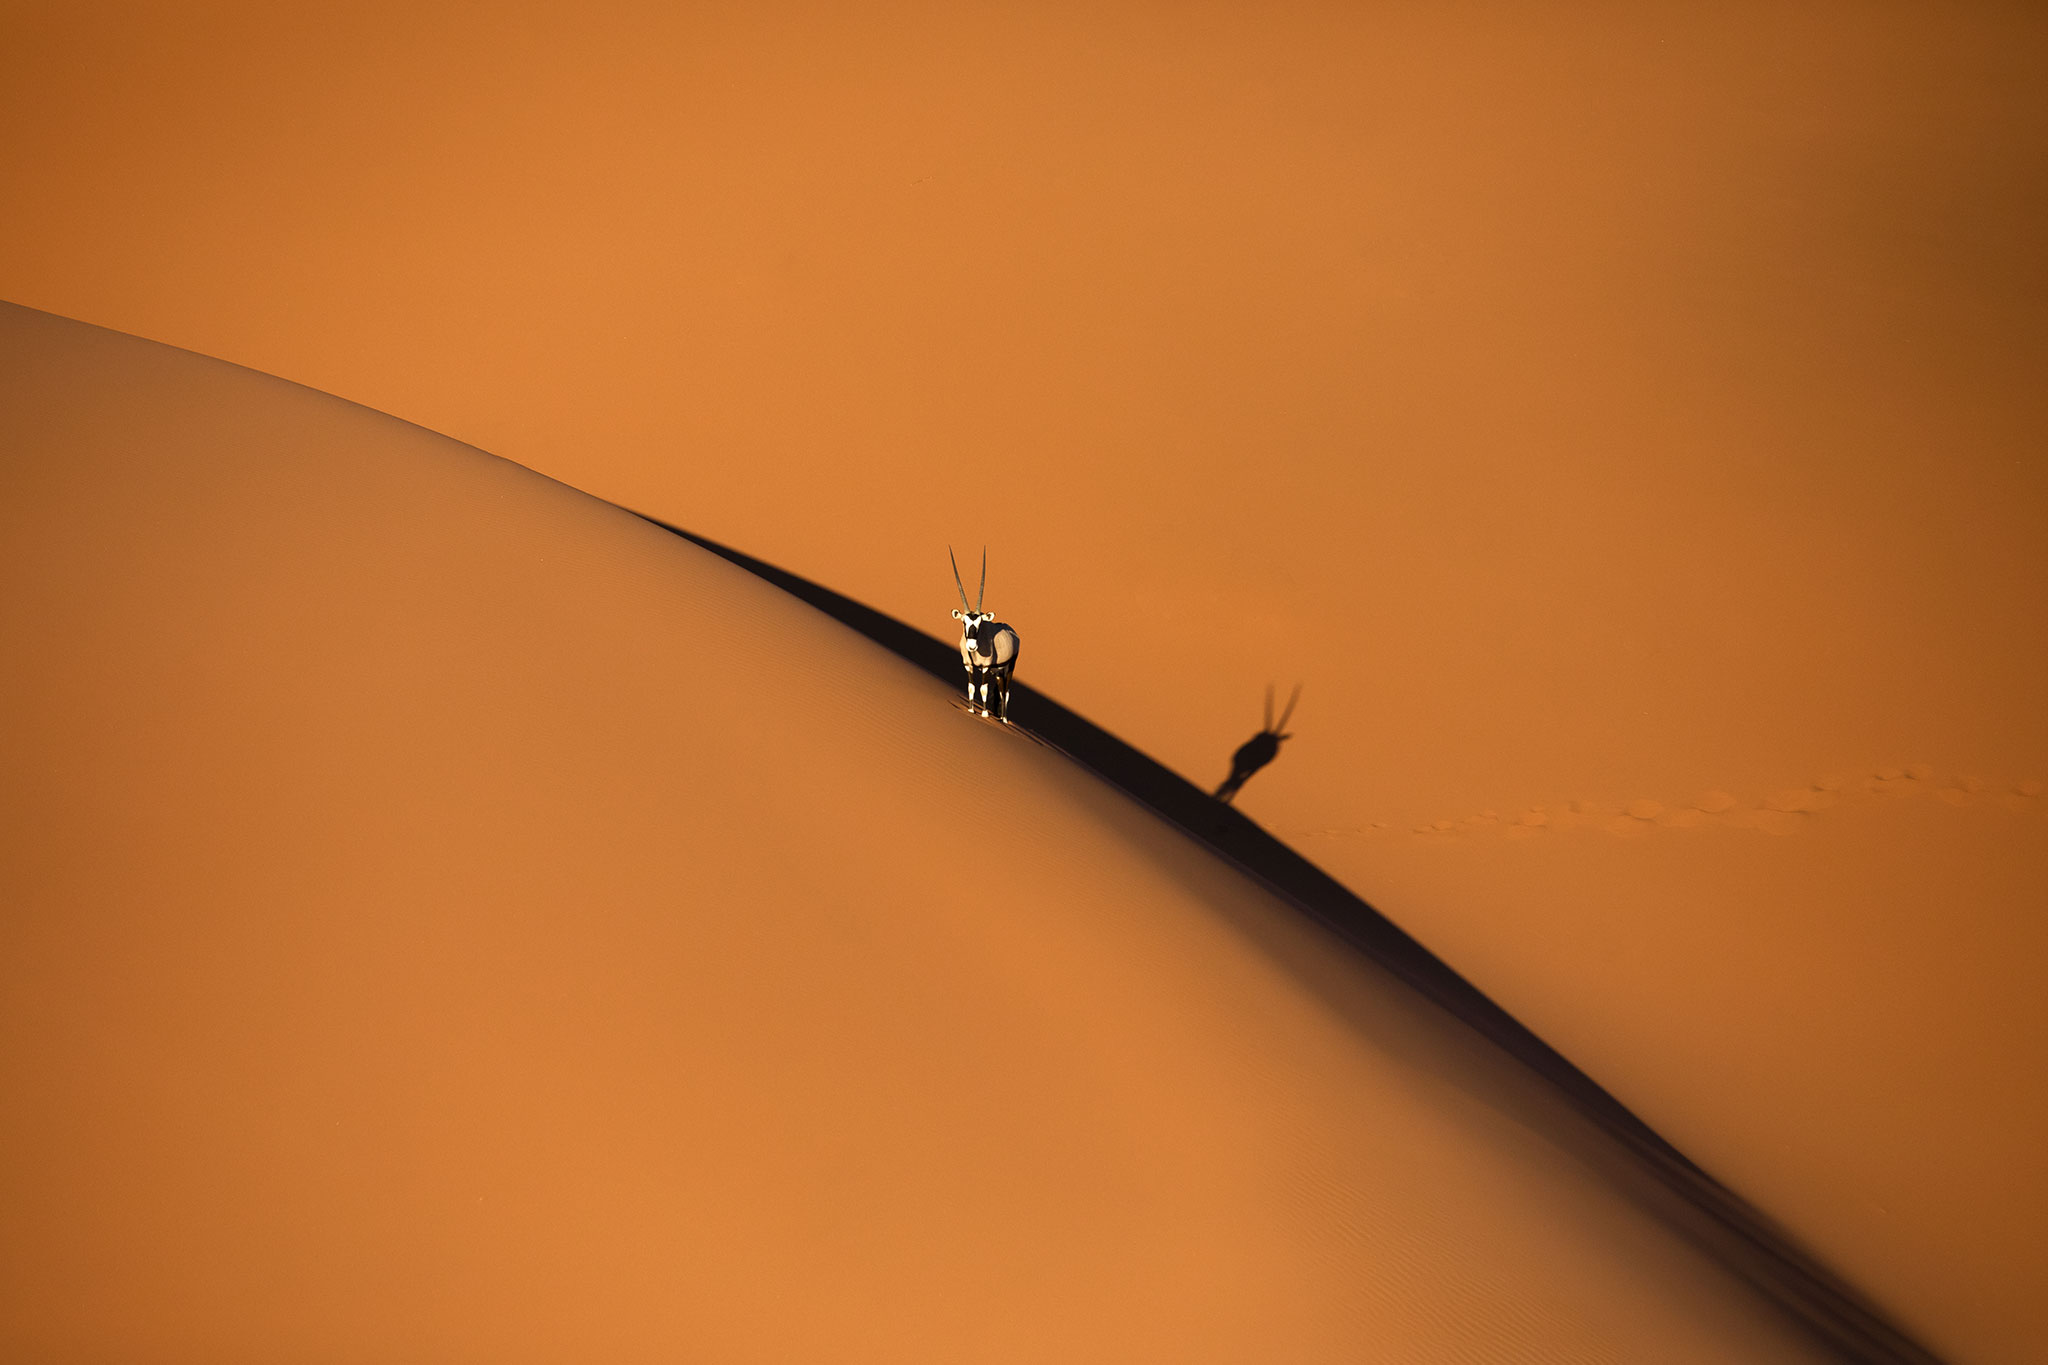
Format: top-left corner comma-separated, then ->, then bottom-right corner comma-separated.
1299,766 -> 2048,843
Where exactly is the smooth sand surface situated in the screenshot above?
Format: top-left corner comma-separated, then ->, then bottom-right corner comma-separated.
0,303 -> 1853,1360
4,5 -> 2043,1358
1307,784 -> 2047,1364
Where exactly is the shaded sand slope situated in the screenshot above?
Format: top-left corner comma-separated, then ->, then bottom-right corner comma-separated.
0,302 -> 1862,1361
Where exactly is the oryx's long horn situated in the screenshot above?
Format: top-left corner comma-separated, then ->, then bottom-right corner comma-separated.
977,547 -> 987,612
1276,683 -> 1302,733
1264,683 -> 1275,731
949,546 -> 971,612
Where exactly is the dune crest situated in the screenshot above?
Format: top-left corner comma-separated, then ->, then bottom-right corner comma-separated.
0,301 -> 1898,1360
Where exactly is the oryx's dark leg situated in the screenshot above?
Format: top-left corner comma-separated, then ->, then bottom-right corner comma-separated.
993,671 -> 1012,722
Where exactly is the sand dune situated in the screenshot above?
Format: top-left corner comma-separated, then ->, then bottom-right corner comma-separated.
0,301 -> 1876,1359
3,5 -> 2043,1358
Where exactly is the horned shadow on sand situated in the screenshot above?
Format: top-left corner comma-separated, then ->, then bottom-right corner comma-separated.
633,511 -> 1940,1365
1213,683 -> 1300,805
1293,766 -> 2048,845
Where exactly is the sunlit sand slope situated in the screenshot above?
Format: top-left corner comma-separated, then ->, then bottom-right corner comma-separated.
0,301 -> 1846,1361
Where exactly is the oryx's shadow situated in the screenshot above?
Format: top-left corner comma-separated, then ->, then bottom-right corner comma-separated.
1214,683 -> 1299,804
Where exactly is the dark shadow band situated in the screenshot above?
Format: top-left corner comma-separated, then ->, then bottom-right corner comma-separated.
632,511 -> 1940,1365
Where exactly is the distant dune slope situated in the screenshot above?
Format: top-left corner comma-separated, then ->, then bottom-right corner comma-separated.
0,301 -> 1860,1360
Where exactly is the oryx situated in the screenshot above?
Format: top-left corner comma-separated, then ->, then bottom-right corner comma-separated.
949,547 -> 1020,722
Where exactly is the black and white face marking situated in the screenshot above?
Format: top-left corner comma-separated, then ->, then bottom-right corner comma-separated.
953,608 -> 993,655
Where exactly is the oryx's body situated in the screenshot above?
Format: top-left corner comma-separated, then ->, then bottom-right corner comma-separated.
949,548 -> 1020,722
958,614 -> 1021,716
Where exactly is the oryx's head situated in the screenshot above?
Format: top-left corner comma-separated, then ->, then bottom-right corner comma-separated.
949,546 -> 993,632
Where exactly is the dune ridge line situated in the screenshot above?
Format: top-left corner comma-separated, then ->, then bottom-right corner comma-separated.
633,515 -> 1942,1365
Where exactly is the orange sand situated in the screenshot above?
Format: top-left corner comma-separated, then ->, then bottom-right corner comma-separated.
3,3 -> 2044,1358
0,301 -> 1844,1360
